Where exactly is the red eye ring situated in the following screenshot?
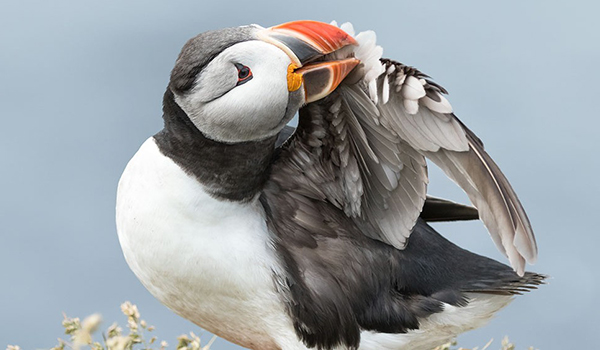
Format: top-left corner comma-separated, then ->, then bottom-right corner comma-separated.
234,63 -> 253,86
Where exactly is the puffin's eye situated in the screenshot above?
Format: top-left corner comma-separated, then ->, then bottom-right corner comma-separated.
234,63 -> 253,86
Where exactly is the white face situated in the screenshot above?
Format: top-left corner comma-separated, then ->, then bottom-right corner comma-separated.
174,41 -> 303,143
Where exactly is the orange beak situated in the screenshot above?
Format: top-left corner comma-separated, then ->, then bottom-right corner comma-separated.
258,20 -> 360,103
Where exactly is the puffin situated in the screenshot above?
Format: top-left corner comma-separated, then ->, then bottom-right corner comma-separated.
116,20 -> 544,350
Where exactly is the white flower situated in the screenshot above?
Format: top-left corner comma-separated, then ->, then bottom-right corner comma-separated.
106,335 -> 129,350
82,313 -> 102,333
120,301 -> 140,319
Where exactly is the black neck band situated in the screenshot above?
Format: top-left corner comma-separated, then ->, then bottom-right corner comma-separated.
154,88 -> 277,201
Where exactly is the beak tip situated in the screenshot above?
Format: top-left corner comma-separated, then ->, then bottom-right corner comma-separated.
345,35 -> 358,47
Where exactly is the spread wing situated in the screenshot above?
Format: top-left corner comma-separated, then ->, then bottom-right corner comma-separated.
373,59 -> 537,275
279,24 -> 537,275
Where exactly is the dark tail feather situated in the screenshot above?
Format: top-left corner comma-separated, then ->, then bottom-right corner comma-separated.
396,219 -> 546,302
420,195 -> 479,222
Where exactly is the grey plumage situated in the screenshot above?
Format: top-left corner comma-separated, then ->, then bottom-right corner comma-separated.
278,55 -> 537,276
275,126 -> 480,223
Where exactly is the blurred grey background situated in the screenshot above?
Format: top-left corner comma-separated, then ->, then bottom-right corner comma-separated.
1,0 -> 598,349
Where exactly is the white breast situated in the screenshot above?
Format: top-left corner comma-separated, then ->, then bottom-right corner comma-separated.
116,138 -> 300,350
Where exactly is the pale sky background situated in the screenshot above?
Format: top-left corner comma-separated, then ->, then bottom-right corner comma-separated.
1,1 -> 599,349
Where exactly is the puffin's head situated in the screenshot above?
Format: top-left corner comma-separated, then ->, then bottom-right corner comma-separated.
168,21 -> 359,143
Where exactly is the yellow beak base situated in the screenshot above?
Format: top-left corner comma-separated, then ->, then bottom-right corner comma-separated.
287,64 -> 303,92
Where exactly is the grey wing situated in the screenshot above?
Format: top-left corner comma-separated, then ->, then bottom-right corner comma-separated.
300,86 -> 429,250
371,59 -> 537,275
286,40 -> 536,275
276,124 -> 479,223
292,57 -> 536,275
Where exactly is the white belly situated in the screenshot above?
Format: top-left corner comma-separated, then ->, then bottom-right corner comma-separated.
116,138 -> 299,350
